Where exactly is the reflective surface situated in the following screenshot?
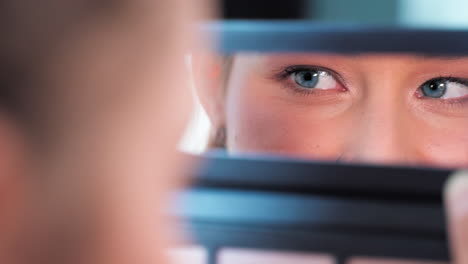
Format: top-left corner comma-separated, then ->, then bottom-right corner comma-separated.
307,0 -> 468,28
193,52 -> 468,169
183,2 -> 468,264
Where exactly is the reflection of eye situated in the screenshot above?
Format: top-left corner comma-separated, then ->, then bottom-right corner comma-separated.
290,69 -> 337,90
272,65 -> 346,96
420,77 -> 468,99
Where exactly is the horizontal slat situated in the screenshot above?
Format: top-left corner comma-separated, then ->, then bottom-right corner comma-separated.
202,21 -> 468,55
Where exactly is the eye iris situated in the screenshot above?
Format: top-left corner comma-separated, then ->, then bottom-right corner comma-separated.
294,70 -> 319,88
422,80 -> 447,98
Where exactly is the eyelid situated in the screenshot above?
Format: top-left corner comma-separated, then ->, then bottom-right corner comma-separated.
446,77 -> 468,87
416,76 -> 468,114
418,76 -> 468,99
434,76 -> 468,86
273,64 -> 348,86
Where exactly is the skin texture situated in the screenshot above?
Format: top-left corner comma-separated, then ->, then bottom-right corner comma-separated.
197,52 -> 468,264
2,2 -> 468,264
0,0 -> 210,263
28,1 -> 205,263
0,114 -> 29,263
200,53 -> 468,168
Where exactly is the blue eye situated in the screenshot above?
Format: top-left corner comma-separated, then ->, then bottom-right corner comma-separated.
293,70 -> 320,89
421,79 -> 446,98
282,66 -> 339,92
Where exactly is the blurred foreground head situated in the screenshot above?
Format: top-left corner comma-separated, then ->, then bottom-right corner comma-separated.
0,0 -> 207,263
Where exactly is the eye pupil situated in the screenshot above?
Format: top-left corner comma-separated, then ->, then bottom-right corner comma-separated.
422,80 -> 446,98
294,70 -> 319,88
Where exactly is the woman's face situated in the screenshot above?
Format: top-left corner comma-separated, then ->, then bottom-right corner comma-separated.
220,53 -> 468,167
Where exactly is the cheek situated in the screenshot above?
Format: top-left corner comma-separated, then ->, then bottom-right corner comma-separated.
418,124 -> 468,167
408,105 -> 468,167
225,83 -> 352,160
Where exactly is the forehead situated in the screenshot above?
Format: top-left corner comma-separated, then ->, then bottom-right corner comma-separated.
237,53 -> 468,63
233,53 -> 468,72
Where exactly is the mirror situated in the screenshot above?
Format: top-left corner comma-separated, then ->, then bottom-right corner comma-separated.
307,0 -> 468,29
184,13 -> 468,170
224,0 -> 468,29
191,51 -> 468,169
174,2 -> 468,264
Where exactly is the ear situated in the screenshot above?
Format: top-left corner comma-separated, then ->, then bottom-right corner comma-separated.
191,52 -> 227,135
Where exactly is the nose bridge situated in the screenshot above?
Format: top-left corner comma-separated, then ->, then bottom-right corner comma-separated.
347,105 -> 404,164
342,66 -> 409,165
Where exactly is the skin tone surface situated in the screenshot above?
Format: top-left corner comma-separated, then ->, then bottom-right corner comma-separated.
197,52 -> 468,264
4,2 -> 468,264
207,53 -> 468,168
0,0 -> 209,263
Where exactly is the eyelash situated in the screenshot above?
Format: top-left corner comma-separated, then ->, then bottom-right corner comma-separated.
273,65 -> 346,96
418,76 -> 468,95
416,76 -> 468,109
273,65 -> 468,113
